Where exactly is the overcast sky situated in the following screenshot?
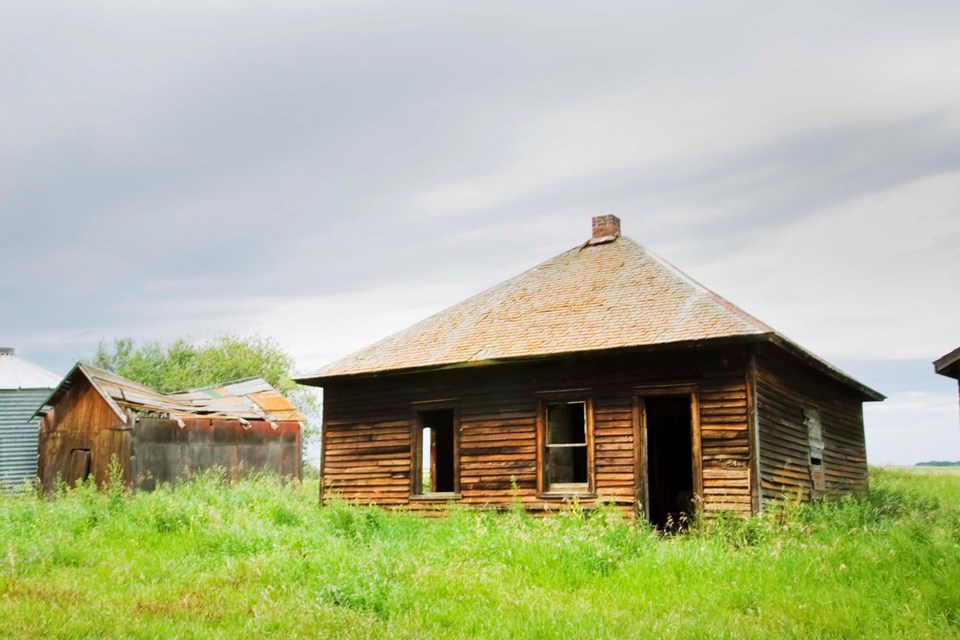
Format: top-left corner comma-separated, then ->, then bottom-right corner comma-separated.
2,1 -> 958,465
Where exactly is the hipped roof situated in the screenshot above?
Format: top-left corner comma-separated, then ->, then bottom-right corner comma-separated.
297,235 -> 881,401
37,364 -> 303,423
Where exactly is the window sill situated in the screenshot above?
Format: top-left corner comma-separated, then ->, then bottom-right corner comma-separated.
409,493 -> 461,502
537,491 -> 596,500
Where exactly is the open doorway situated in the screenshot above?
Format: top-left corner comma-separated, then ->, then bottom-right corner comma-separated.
66,448 -> 91,487
642,395 -> 694,529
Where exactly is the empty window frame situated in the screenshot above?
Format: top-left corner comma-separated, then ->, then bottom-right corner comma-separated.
804,406 -> 826,496
412,407 -> 458,497
539,397 -> 593,494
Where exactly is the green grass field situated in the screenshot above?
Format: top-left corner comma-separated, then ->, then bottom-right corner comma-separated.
2,468 -> 959,639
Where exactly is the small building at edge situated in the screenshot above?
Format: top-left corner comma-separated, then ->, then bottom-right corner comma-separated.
934,347 -> 960,416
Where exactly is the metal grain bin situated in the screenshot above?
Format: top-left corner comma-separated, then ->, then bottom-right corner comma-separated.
0,348 -> 60,490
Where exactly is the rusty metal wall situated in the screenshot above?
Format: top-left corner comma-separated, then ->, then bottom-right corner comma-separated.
132,418 -> 301,490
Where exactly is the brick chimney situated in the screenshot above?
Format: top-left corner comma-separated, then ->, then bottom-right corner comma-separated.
589,215 -> 621,245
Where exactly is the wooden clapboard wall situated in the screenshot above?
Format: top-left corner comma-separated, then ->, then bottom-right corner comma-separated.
38,375 -> 132,492
753,344 -> 868,503
320,345 -> 754,516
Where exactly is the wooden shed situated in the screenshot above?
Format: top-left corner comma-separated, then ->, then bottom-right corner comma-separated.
296,216 -> 883,524
37,364 -> 302,491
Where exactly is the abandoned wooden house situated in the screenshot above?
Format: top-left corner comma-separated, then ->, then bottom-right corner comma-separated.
296,216 -> 883,524
0,348 -> 60,490
37,364 -> 302,491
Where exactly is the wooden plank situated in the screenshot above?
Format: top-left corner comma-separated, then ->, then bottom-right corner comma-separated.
321,346 -> 761,512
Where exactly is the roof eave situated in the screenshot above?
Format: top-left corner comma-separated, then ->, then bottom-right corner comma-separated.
934,347 -> 960,380
295,334 -> 776,386
765,335 -> 885,402
297,333 -> 884,402
31,363 -> 129,423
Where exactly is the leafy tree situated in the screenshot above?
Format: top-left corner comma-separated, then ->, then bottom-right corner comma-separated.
88,335 -> 320,451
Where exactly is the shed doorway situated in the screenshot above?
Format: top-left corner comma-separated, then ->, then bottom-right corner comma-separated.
638,394 -> 696,529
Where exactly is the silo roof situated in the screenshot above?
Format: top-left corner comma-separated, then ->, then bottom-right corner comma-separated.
0,348 -> 60,390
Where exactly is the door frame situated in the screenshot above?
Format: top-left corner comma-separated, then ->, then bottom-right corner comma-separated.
409,399 -> 461,500
632,384 -> 702,523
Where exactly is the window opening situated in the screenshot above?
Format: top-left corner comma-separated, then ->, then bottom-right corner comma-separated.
805,407 -> 825,496
545,401 -> 589,489
415,409 -> 456,495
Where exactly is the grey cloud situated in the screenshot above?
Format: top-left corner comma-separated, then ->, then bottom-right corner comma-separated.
3,0 -> 960,384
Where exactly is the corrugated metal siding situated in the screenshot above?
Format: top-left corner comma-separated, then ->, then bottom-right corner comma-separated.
0,389 -> 48,490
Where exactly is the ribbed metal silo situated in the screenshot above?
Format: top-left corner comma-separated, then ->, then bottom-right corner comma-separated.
0,348 -> 60,490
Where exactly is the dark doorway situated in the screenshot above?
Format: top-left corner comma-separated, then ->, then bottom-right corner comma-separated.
644,396 -> 694,529
417,409 -> 456,494
66,448 -> 91,487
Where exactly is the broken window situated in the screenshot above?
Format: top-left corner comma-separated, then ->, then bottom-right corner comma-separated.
541,399 -> 592,493
804,406 -> 826,496
413,408 -> 457,496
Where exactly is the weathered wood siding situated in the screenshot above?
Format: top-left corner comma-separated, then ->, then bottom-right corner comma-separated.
697,365 -> 753,515
38,376 -> 132,491
754,345 -> 868,503
321,346 -> 753,515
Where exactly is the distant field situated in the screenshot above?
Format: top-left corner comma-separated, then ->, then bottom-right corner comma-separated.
2,467 -> 959,639
895,465 -> 960,475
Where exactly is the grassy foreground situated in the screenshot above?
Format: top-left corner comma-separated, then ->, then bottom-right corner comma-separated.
2,469 -> 959,639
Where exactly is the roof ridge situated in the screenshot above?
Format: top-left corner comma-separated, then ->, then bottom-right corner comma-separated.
629,237 -> 775,334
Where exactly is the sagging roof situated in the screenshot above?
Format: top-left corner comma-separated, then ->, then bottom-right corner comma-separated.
934,347 -> 960,380
37,363 -> 303,423
0,348 -> 60,390
296,216 -> 882,401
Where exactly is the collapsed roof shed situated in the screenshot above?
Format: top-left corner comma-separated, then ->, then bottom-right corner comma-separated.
0,348 -> 60,490
38,364 -> 302,491
297,216 -> 883,524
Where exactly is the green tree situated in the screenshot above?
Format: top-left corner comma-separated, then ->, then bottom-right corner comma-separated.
88,335 -> 320,452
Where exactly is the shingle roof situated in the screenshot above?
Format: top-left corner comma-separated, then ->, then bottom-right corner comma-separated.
37,364 -> 303,423
297,233 -> 881,400
300,235 -> 773,377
